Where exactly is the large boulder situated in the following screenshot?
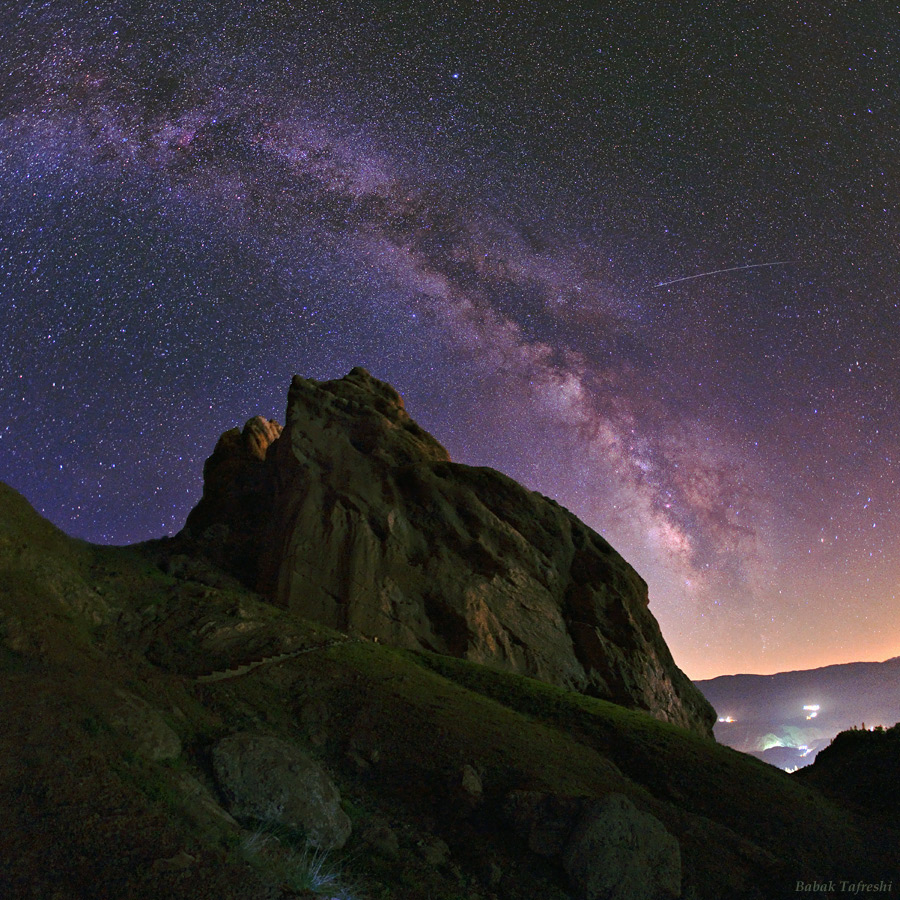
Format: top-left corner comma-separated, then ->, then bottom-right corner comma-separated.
211,732 -> 351,850
184,368 -> 715,738
562,794 -> 681,900
505,789 -> 681,899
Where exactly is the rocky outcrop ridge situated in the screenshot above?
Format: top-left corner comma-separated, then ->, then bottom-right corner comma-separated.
183,368 -> 715,738
183,415 -> 282,586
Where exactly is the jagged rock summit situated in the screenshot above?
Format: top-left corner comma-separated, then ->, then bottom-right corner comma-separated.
183,367 -> 715,737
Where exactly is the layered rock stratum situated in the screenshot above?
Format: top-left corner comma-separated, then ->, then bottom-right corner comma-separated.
183,368 -> 715,737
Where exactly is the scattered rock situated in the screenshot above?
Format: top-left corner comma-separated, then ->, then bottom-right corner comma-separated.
450,762 -> 484,817
171,771 -> 238,833
346,748 -> 371,772
160,552 -> 240,589
460,764 -> 483,801
0,614 -> 28,653
211,732 -> 351,850
107,689 -> 181,760
345,713 -> 381,768
151,850 -> 195,873
562,793 -> 681,900
363,822 -> 400,860
504,790 -> 582,858
418,835 -> 451,867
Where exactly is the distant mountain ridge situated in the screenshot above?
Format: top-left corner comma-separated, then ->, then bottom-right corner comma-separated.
695,657 -> 900,769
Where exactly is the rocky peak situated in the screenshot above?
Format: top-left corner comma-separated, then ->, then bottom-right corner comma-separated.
284,368 -> 451,466
240,416 -> 283,461
181,415 -> 283,585
183,370 -> 716,738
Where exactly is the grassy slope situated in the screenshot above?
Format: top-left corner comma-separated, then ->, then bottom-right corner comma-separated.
1,482 -> 897,899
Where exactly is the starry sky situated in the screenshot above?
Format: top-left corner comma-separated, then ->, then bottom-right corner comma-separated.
2,1 -> 899,680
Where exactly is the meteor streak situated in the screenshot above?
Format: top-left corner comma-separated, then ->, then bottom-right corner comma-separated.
655,261 -> 791,287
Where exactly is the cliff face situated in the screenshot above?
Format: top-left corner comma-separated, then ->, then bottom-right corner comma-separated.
185,368 -> 715,738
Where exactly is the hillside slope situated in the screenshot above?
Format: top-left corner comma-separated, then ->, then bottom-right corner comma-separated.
1,482 -> 898,899
795,722 -> 900,822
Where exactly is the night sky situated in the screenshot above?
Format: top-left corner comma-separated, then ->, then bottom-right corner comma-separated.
2,1 -> 898,680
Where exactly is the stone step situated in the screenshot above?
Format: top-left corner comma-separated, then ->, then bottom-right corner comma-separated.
195,638 -> 353,683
